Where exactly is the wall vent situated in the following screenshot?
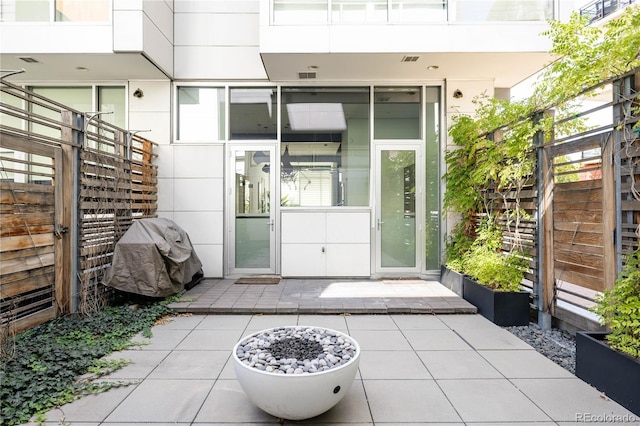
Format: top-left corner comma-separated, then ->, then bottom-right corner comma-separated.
18,57 -> 39,63
298,71 -> 317,79
401,56 -> 419,62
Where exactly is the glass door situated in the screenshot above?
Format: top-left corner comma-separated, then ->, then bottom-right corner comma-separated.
228,145 -> 277,274
375,144 -> 422,273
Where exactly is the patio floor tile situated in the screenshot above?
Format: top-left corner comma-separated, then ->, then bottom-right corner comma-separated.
403,329 -> 473,351
348,330 -> 412,350
511,378 -> 639,422
479,349 -> 575,378
176,329 -> 244,351
358,350 -> 432,379
104,379 -> 214,423
193,379 -> 280,423
453,326 -> 535,350
438,378 -> 551,422
416,350 -> 502,379
364,379 -> 462,423
148,350 -> 230,379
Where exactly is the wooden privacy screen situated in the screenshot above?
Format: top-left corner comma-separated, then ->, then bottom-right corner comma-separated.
0,143 -> 61,334
77,137 -> 158,313
553,179 -> 605,293
1,80 -> 158,333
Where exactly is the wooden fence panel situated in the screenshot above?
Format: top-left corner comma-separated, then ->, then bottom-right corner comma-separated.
1,79 -> 158,331
0,178 -> 57,334
553,180 -> 606,292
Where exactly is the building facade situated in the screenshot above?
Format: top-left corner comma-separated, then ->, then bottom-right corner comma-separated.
0,0 -> 583,279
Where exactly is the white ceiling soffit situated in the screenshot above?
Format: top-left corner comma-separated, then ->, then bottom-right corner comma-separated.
0,53 -> 168,82
261,51 -> 555,88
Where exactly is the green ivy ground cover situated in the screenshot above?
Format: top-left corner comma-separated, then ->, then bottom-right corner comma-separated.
0,301 -> 175,426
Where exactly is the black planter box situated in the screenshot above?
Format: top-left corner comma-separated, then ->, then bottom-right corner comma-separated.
462,277 -> 530,326
439,265 -> 464,296
576,331 -> 640,416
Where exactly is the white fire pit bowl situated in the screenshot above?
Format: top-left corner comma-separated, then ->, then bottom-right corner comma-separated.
232,326 -> 360,420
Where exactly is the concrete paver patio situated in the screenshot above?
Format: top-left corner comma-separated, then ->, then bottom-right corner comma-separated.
40,312 -> 638,425
31,279 -> 639,424
168,278 -> 477,314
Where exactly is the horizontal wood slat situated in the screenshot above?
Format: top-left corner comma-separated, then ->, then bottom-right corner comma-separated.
0,233 -> 54,252
1,252 -> 55,275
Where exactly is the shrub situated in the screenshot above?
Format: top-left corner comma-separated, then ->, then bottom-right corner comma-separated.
462,217 -> 526,292
592,250 -> 640,358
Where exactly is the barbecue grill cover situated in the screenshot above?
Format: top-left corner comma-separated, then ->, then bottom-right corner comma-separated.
103,218 -> 203,297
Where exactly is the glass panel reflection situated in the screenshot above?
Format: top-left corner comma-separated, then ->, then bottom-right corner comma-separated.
280,87 -> 370,207
235,150 -> 271,268
177,87 -> 225,141
381,149 -> 416,267
374,87 -> 421,139
230,88 -> 277,140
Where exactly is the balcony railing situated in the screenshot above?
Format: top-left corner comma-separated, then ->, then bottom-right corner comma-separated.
579,0 -> 635,24
271,0 -> 555,25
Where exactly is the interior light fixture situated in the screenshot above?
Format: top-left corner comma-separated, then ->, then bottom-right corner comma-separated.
230,89 -> 273,116
286,103 -> 346,131
426,65 -> 439,70
18,57 -> 39,63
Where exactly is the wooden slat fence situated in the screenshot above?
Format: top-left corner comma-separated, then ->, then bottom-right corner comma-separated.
0,78 -> 158,334
77,129 -> 157,314
475,69 -> 639,330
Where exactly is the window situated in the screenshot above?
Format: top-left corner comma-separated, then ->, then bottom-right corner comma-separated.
31,87 -> 93,139
455,0 -> 553,22
390,0 -> 446,22
177,87 -> 225,142
374,86 -> 421,139
424,86 -> 441,270
99,86 -> 126,129
0,0 -> 110,22
272,0 -> 328,24
55,0 -> 109,22
280,87 -> 370,207
230,87 -> 277,140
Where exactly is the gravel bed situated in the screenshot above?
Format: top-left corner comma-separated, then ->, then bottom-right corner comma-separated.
504,323 -> 576,374
235,326 -> 358,374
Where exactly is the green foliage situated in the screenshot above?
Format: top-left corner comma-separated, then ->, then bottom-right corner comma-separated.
538,6 -> 640,106
443,6 -> 640,293
592,250 -> 640,358
444,217 -> 474,273
461,218 -> 527,292
0,301 -> 175,426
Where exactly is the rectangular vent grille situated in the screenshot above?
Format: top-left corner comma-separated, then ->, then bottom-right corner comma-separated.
402,56 -> 419,62
298,71 -> 317,79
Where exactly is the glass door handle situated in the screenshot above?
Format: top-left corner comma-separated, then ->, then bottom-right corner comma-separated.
266,220 -> 274,231
377,218 -> 384,231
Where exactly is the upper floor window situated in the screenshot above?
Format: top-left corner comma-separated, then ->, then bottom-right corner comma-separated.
454,0 -> 553,22
271,0 -> 552,24
0,0 -> 110,23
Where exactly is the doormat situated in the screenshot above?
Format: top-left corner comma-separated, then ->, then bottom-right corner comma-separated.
235,277 -> 281,285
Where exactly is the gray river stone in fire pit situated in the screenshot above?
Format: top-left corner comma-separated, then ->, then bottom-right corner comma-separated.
236,326 -> 358,374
